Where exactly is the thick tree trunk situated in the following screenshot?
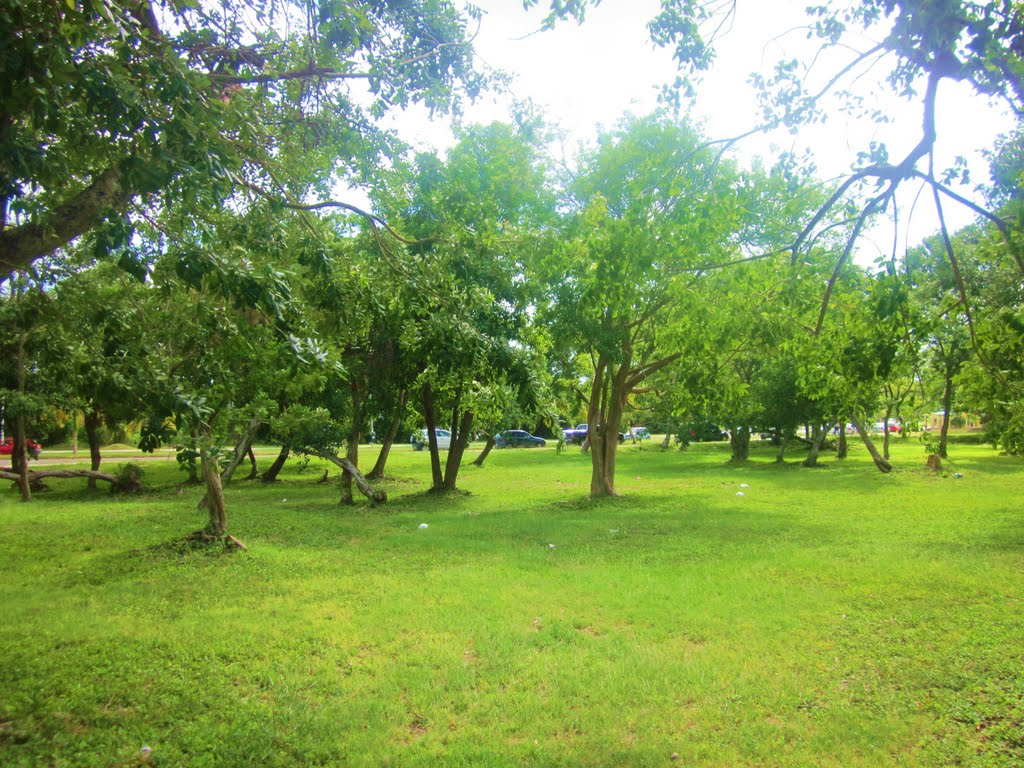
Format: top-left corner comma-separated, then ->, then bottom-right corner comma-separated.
939,369 -> 953,459
221,416 -> 262,485
473,435 -> 496,466
589,356 -> 628,498
71,410 -> 78,456
729,426 -> 751,462
367,409 -> 404,480
200,445 -> 228,536
441,410 -> 474,491
421,383 -> 444,489
13,332 -> 30,501
83,408 -> 103,490
314,450 -> 386,504
261,445 -> 290,482
837,428 -> 848,459
776,435 -> 787,463
660,432 -> 671,449
849,415 -> 893,473
0,468 -> 118,484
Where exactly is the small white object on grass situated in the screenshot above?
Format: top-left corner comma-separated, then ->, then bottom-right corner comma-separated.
740,483 -> 750,488
609,529 -> 620,534
418,523 -> 429,529
548,543 -> 556,548
736,492 -> 745,497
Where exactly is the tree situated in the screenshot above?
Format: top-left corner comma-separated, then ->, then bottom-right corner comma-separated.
539,114 -> 752,496
0,0 -> 488,282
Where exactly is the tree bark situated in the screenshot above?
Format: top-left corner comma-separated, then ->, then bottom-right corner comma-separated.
245,445 -> 258,479
837,428 -> 848,459
421,383 -> 444,489
775,435 -> 787,463
0,468 -> 118,484
849,415 -> 893,473
802,423 -> 830,467
367,406 -> 404,480
589,355 -> 628,497
729,426 -> 751,462
313,450 -> 386,504
473,434 -> 496,466
882,412 -> 892,461
261,444 -> 290,482
0,166 -> 132,283
200,444 -> 228,536
441,409 -> 474,491
221,416 -> 262,485
939,367 -> 953,459
660,432 -> 671,449
84,408 -> 103,490
341,382 -> 365,504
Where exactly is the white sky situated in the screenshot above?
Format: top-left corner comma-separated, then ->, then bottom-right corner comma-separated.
381,0 -> 1017,257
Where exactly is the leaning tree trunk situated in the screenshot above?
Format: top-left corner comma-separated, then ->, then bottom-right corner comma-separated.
849,415 -> 892,473
83,407 -> 103,490
245,446 -> 258,479
660,432 -> 671,449
313,450 -> 386,504
367,408 -> 404,480
221,416 -> 262,485
729,426 -> 751,462
882,412 -> 892,460
473,434 -> 496,467
421,383 -> 445,490
441,409 -> 474,491
200,444 -> 228,536
261,445 -> 290,482
939,368 -> 954,459
802,423 -> 830,467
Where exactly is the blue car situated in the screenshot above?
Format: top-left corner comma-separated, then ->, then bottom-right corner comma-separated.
495,430 -> 547,448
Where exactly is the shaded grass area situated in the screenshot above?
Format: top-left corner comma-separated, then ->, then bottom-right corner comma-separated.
1,441 -> 1022,766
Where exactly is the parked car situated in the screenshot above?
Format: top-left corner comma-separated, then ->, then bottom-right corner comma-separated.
687,423 -> 728,442
0,437 -> 41,459
495,430 -> 547,448
628,427 -> 651,440
562,424 -> 627,444
411,428 -> 451,451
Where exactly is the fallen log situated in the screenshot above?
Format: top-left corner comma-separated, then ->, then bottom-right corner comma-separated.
1,469 -> 118,483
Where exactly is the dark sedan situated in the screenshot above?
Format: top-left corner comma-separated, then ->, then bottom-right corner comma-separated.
495,430 -> 547,448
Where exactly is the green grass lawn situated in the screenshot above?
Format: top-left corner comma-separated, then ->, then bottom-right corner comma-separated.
2,439 -> 1022,767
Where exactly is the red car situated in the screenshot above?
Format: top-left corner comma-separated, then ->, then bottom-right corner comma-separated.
0,437 -> 42,459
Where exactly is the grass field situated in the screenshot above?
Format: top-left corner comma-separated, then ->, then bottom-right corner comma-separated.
1,439 -> 1022,767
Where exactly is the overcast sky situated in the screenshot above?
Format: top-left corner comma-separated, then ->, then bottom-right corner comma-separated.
382,0 -> 1017,257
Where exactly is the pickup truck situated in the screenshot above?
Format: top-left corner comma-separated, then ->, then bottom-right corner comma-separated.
562,424 -> 626,445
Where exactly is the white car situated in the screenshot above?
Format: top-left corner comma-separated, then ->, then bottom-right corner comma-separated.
412,428 -> 451,450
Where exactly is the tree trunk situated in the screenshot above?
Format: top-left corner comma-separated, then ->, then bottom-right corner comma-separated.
775,435 -> 787,463
837,428 -> 848,459
849,415 -> 892,473
313,450 -> 386,504
71,410 -> 78,456
473,434 -> 496,467
939,368 -> 953,459
245,446 -> 258,479
589,355 -> 628,498
882,412 -> 892,461
261,444 -> 290,482
729,426 -> 751,462
84,408 -> 103,490
421,383 -> 444,489
200,444 -> 228,536
802,423 -> 828,467
442,409 -> 474,491
367,405 -> 404,480
221,416 -> 262,485
13,332 -> 30,501
660,432 -> 671,449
